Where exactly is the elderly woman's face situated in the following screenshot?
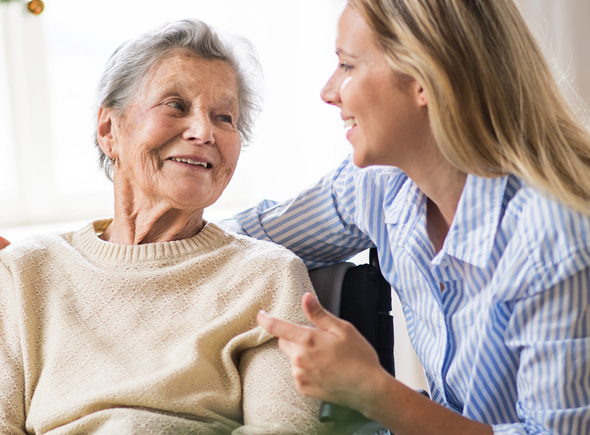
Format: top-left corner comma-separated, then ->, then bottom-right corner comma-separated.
105,50 -> 241,212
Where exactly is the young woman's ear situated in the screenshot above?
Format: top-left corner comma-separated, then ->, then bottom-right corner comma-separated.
415,83 -> 428,107
96,107 -> 116,156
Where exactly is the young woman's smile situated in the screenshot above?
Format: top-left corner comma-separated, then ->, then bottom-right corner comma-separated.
321,6 -> 431,173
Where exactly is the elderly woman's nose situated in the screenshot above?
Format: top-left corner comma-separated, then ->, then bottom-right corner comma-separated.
320,73 -> 341,106
184,113 -> 214,144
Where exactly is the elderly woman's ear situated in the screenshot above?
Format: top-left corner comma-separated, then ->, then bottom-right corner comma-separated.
96,107 -> 117,159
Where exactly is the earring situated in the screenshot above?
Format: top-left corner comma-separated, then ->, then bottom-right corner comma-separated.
108,152 -> 117,166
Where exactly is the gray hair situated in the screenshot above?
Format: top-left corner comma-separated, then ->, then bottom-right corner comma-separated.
95,18 -> 262,180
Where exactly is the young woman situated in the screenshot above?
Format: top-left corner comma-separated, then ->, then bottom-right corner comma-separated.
247,1 -> 590,434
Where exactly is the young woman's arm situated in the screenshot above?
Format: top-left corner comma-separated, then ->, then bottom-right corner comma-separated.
259,284 -> 590,435
227,156 -> 405,268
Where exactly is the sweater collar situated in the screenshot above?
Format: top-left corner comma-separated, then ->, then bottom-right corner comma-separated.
73,219 -> 227,264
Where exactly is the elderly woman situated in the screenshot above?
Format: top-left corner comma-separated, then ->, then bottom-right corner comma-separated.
0,19 -> 327,434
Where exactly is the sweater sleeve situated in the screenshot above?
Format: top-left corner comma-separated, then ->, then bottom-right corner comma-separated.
233,255 -> 330,434
238,340 -> 327,434
0,260 -> 27,434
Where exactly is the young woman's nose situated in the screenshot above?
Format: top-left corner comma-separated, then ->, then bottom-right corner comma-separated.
184,112 -> 214,144
320,72 -> 342,106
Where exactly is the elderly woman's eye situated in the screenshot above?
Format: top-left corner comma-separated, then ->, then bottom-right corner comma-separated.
166,101 -> 185,111
219,115 -> 233,124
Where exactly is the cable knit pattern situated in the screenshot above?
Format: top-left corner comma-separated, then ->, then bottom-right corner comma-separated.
0,220 -> 328,434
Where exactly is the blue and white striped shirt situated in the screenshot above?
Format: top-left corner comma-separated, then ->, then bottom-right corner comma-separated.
232,156 -> 590,434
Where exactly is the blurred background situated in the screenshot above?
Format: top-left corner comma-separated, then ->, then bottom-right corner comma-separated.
0,0 -> 589,239
0,0 -> 350,239
0,0 -> 588,390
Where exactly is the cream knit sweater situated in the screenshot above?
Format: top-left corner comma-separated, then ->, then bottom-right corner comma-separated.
0,220 -> 328,434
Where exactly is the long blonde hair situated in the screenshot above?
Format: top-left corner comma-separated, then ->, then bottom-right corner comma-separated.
349,0 -> 590,213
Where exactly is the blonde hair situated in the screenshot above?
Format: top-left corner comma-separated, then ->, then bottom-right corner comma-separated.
349,0 -> 590,213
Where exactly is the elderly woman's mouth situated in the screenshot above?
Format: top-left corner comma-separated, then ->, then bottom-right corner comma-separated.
168,157 -> 212,168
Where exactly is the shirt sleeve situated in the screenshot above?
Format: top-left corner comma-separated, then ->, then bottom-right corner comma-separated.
232,156 -> 375,268
0,260 -> 27,435
494,257 -> 590,434
233,255 -> 330,435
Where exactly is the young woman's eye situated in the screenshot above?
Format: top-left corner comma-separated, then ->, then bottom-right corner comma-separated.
339,62 -> 353,72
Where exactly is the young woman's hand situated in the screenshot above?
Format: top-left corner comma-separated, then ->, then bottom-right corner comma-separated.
257,292 -> 388,413
258,292 -> 494,435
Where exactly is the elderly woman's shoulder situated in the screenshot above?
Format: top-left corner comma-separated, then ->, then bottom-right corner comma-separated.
211,222 -> 305,265
0,231 -> 72,263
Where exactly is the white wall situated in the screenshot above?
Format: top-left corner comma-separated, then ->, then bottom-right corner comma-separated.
516,0 -> 590,112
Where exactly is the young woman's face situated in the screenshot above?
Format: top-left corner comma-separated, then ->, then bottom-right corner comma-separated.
321,6 -> 430,170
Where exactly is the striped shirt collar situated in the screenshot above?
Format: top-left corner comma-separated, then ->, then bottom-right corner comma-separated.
440,174 -> 509,268
384,173 -> 510,269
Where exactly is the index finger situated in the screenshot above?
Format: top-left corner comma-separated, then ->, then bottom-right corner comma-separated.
257,310 -> 315,343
